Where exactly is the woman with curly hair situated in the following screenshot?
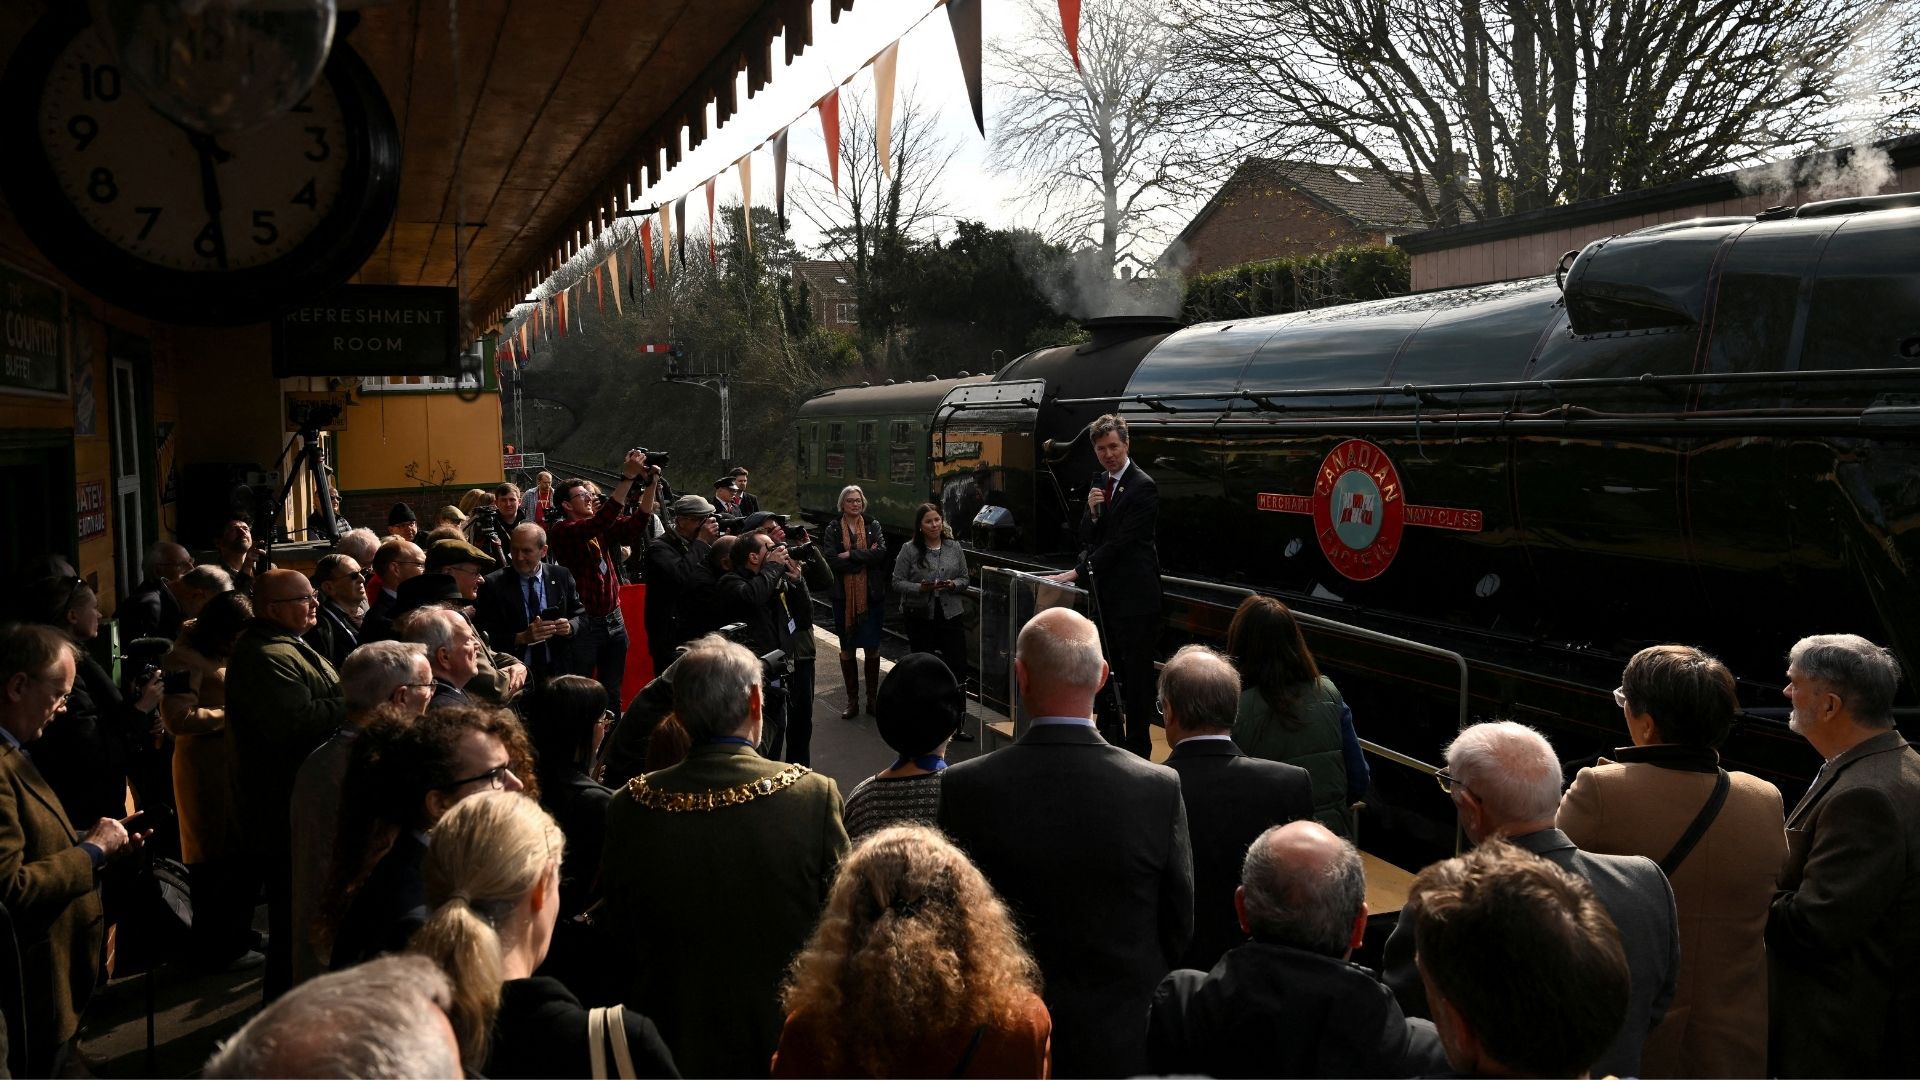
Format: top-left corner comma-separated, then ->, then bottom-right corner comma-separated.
772,825 -> 1051,1078
411,792 -> 678,1077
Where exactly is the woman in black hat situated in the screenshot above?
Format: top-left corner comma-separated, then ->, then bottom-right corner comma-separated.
842,654 -> 965,841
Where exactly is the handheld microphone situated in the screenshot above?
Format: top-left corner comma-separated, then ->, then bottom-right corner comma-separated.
1089,471 -> 1106,522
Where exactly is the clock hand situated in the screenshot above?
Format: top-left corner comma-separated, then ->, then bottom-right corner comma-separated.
187,131 -> 230,269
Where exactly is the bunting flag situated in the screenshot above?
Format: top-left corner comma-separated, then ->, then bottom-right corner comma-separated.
947,0 -> 984,135
773,128 -> 789,228
556,288 -> 568,338
518,320 -> 529,361
1059,0 -> 1082,70
592,263 -> 605,315
874,42 -> 899,179
660,204 -> 673,279
608,247 -> 624,315
674,195 -> 689,269
818,89 -> 841,194
705,177 -> 718,267
641,219 -> 656,289
737,154 -> 753,250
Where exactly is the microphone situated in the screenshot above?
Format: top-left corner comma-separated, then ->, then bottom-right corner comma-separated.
1089,471 -> 1106,522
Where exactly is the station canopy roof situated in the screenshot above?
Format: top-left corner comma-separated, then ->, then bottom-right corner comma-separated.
345,0 -> 856,333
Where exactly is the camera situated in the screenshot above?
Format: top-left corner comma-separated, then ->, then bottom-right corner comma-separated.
632,448 -> 671,467
717,621 -> 790,680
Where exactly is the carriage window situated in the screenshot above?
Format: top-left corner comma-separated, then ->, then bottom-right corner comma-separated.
891,421 -> 912,446
855,422 -> 878,480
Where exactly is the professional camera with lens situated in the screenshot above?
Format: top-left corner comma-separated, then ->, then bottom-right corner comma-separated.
632,448 -> 671,467
718,621 -> 789,680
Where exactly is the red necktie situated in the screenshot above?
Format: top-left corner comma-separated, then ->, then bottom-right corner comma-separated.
1103,476 -> 1116,504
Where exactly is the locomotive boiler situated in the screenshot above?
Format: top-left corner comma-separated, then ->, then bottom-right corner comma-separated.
796,195 -> 1920,860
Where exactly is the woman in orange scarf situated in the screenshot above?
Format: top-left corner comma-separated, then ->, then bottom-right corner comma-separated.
823,485 -> 888,719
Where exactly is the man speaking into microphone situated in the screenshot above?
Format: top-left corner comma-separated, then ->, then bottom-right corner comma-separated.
1049,413 -> 1163,757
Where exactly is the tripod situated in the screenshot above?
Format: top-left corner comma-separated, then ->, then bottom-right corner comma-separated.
264,420 -> 337,567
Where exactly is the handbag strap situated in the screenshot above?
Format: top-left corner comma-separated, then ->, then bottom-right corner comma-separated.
607,1003 -> 638,1080
588,1007 -> 609,1080
1659,768 -> 1730,877
949,1024 -> 989,1078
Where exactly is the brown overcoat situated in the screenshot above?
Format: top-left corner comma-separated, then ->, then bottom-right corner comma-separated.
1558,746 -> 1784,1078
0,741 -> 104,1074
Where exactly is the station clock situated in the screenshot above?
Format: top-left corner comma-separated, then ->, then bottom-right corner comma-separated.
0,8 -> 402,326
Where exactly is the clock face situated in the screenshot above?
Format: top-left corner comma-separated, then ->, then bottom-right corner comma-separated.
37,30 -> 350,272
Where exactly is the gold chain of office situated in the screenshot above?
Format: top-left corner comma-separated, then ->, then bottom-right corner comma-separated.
625,765 -> 811,812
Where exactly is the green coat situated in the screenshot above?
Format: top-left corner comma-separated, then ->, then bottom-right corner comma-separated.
1231,678 -> 1355,841
225,621 -> 347,855
0,742 -> 103,1074
602,743 -> 848,1078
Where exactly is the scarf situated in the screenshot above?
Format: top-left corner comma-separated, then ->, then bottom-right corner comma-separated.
841,514 -> 870,623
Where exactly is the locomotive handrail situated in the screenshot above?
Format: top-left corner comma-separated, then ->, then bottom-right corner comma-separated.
1157,575 -> 1471,735
1050,365 -> 1920,410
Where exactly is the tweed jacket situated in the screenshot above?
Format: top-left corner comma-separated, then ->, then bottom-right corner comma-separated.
1768,729 -> 1920,1078
0,742 -> 103,1073
602,743 -> 848,1078
1558,746 -> 1785,1078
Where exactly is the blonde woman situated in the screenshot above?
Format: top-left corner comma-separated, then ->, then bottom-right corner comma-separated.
773,826 -> 1051,1078
411,792 -> 679,1078
821,484 -> 888,718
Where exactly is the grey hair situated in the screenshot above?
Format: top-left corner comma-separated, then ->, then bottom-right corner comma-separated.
672,633 -> 762,740
398,608 -> 465,662
1016,611 -> 1106,692
178,565 -> 234,594
836,485 -> 866,512
1445,721 -> 1564,823
510,521 -> 547,547
144,541 -> 188,578
1790,634 -> 1902,727
1158,644 -> 1241,732
203,954 -> 458,1078
342,642 -> 430,712
1240,824 -> 1366,956
336,527 -> 381,565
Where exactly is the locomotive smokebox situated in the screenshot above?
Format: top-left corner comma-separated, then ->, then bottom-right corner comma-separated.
1079,314 -> 1185,354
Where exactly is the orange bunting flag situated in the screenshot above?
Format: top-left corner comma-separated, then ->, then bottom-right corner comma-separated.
660,204 -> 674,279
705,176 -> 717,268
674,195 -> 689,268
947,0 -> 985,135
1059,0 -> 1083,70
641,218 -> 655,289
874,42 -> 899,179
592,264 -> 605,315
608,248 -> 623,315
737,154 -> 753,251
773,128 -> 789,227
819,89 -> 841,194
518,320 -> 529,360
557,289 -> 568,338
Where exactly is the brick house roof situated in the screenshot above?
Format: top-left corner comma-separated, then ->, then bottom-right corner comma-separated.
792,260 -> 856,298
1167,158 -> 1481,263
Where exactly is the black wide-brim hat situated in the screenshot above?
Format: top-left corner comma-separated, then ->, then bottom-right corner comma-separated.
875,653 -> 965,756
393,573 -> 465,614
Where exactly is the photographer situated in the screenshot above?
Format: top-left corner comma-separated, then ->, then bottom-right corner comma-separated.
746,513 -> 831,764
641,495 -> 722,675
547,450 -> 660,703
464,482 -> 523,567
716,533 -> 799,760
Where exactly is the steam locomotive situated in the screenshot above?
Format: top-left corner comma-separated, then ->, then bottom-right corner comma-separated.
796,195 -> 1920,860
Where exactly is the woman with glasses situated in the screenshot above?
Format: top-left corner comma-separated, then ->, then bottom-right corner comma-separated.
322,705 -> 536,970
822,485 -> 888,719
528,675 -> 615,918
23,574 -> 166,825
161,589 -> 258,966
1224,595 -> 1369,842
1556,645 -> 1784,1077
411,792 -> 679,1078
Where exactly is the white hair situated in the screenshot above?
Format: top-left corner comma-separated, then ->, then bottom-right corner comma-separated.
203,955 -> 458,1078
1790,633 -> 1902,727
341,641 -> 429,712
336,527 -> 381,565
837,485 -> 866,512
673,633 -> 762,740
1016,610 -> 1107,693
510,521 -> 547,547
1444,721 -> 1564,822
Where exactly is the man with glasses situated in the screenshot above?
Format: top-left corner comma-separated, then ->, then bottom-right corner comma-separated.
1380,720 -> 1678,1080
421,539 -> 527,702
477,522 -> 583,685
227,568 -> 348,1001
549,451 -> 661,704
398,608 -> 485,710
363,539 -> 427,643
119,541 -> 197,642
0,624 -> 145,1074
304,554 -> 369,670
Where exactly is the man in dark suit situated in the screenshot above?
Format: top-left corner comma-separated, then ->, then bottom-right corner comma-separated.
475,522 -> 584,686
1769,633 -> 1920,1078
0,625 -> 141,1074
303,553 -> 366,671
1050,413 -> 1162,757
939,607 -> 1193,1078
362,538 -> 425,644
1381,720 -> 1678,1080
1159,645 -> 1313,971
119,541 -> 195,643
1148,821 -> 1446,1078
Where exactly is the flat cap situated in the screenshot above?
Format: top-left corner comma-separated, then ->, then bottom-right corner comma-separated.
667,494 -> 715,517
424,538 -> 497,572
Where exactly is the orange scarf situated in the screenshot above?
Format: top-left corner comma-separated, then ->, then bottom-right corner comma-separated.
841,514 -> 870,623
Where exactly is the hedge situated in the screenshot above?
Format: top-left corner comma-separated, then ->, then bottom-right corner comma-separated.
1181,244 -> 1411,324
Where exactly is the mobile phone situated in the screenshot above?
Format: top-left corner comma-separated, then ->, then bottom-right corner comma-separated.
539,606 -> 563,621
163,669 -> 193,695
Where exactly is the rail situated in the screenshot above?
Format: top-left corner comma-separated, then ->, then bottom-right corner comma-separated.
1157,574 -> 1470,734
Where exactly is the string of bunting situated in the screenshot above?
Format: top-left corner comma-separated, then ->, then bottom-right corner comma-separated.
502,0 -> 1077,358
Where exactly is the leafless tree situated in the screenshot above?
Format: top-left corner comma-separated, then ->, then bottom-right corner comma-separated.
794,88 -> 955,341
988,0 -> 1208,272
1170,0 -> 1915,224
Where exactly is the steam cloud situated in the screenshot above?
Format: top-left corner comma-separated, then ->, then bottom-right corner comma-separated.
1735,142 -> 1898,204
